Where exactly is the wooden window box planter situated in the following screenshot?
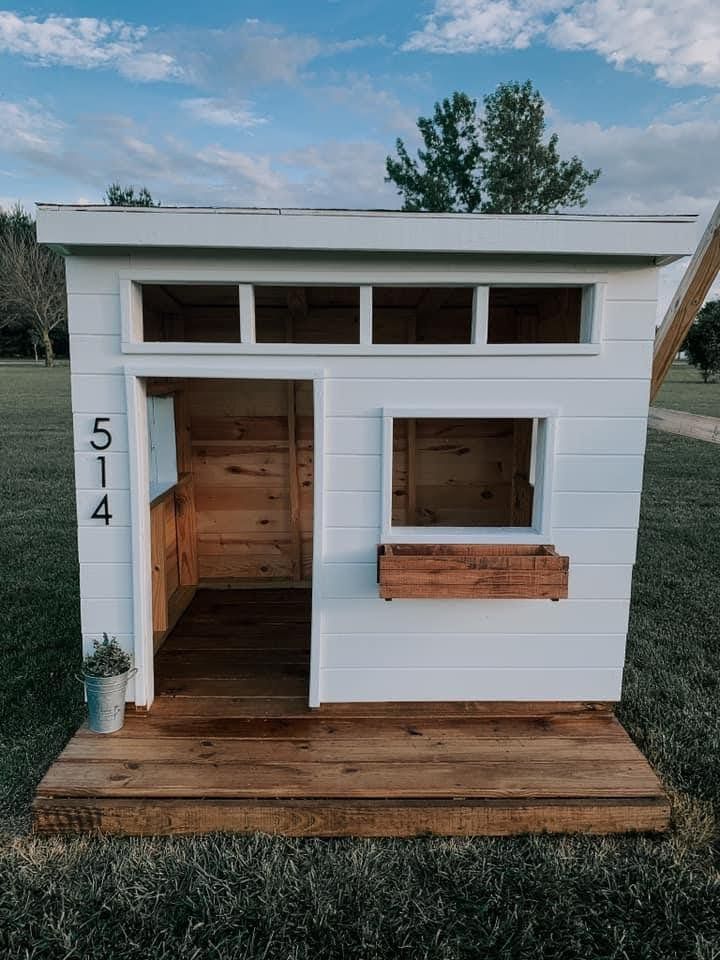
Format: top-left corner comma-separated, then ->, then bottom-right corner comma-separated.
377,544 -> 569,600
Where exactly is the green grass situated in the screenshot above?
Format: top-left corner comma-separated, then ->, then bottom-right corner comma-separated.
1,366 -> 720,959
653,361 -> 720,417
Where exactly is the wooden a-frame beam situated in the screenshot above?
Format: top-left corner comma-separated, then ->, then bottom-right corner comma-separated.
651,200 -> 720,402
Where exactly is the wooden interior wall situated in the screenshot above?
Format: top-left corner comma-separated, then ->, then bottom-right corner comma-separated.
143,285 -> 241,342
148,380 -> 199,652
187,378 -> 314,582
372,288 -> 473,343
487,288 -> 582,343
392,418 -> 534,527
254,287 -> 360,343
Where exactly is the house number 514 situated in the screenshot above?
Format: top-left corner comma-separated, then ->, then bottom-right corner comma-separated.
90,417 -> 113,526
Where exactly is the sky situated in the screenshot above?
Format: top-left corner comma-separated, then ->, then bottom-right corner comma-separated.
1,0 -> 719,302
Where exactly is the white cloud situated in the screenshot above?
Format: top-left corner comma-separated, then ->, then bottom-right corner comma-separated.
181,98 -> 269,129
0,98 -> 63,155
0,10 -> 181,81
404,0 -> 720,87
320,73 -> 418,135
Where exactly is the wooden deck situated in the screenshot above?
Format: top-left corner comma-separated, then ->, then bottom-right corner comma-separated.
34,589 -> 670,837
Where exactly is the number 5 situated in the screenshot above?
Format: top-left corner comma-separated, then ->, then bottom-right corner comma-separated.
90,417 -> 112,450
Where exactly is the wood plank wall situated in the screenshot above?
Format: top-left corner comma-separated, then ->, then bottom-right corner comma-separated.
392,418 -> 534,527
186,379 -> 314,582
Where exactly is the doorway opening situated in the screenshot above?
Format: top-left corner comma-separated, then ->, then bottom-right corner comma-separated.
145,377 -> 314,704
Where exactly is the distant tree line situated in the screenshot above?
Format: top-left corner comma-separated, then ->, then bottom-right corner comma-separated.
0,184 -> 157,364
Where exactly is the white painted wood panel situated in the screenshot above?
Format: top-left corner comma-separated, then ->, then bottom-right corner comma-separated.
327,379 -> 651,418
568,564 -> 634,600
76,490 -> 131,527
69,334 -> 124,374
324,490 -> 642,530
74,452 -> 130,490
73,413 -> 128,453
77,526 -> 132,564
323,526 -> 639,566
65,256 -> 130,295
326,455 -> 381,491
553,529 -> 638,564
67,293 -> 121,335
322,633 -> 626,669
554,456 -> 644,492
71,374 -> 126,414
553,492 -> 642,529
603,266 -> 658,301
80,563 -> 133,598
556,418 -> 648,455
320,667 -> 623,702
603,300 -> 657,341
326,417 -> 382,454
80,598 -> 134,634
326,492 -> 381,527
323,598 -> 631,635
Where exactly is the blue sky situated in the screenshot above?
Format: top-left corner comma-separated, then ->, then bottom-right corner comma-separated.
0,0 -> 719,239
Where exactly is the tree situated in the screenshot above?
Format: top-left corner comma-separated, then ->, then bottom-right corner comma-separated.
0,206 -> 67,367
386,81 -> 600,214
104,183 -> 158,206
385,92 -> 483,213
683,300 -> 720,383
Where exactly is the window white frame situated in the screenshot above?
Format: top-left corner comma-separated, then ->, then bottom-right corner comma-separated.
380,407 -> 558,545
125,360 -> 327,709
120,271 -> 606,356
146,395 -> 177,502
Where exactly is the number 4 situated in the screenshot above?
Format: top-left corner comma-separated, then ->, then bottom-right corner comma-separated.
91,494 -> 113,526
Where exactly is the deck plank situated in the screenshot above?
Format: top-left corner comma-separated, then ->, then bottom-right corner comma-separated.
34,588 -> 668,836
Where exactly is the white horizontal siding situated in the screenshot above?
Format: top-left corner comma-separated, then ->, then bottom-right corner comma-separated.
80,597 -> 133,634
74,452 -> 130,490
327,379 -> 650,418
77,526 -> 132,564
67,293 -> 121,335
322,598 -> 631,635
66,256 -> 130,295
323,490 -> 642,530
80,563 -> 133,598
320,667 -> 623,702
76,490 -> 130,527
322,633 -> 626,669
326,417 -> 382,454
73,413 -> 128,453
71,374 -> 126,414
556,418 -> 647,455
602,299 -> 657,341
552,492 -> 641,529
554,455 -> 644,491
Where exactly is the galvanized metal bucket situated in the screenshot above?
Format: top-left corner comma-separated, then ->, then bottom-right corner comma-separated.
82,668 -> 138,734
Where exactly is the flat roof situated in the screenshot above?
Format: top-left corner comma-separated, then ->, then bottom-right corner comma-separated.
36,204 -> 698,263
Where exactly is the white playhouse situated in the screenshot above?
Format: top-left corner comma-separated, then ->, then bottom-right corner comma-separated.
33,206 -> 697,837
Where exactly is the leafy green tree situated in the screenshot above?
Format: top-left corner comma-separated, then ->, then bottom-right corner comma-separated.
385,92 -> 483,213
386,81 -> 600,214
684,300 -> 720,383
104,183 -> 158,206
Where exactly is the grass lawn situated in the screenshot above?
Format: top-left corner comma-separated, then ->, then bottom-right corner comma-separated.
653,361 -> 720,417
1,366 -> 720,959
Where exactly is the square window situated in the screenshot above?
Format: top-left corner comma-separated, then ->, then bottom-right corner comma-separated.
254,286 -> 360,343
373,287 -> 474,344
391,417 -> 536,528
487,287 -> 585,343
141,284 -> 240,342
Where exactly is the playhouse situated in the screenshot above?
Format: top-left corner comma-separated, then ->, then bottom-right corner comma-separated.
33,205 -> 697,836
